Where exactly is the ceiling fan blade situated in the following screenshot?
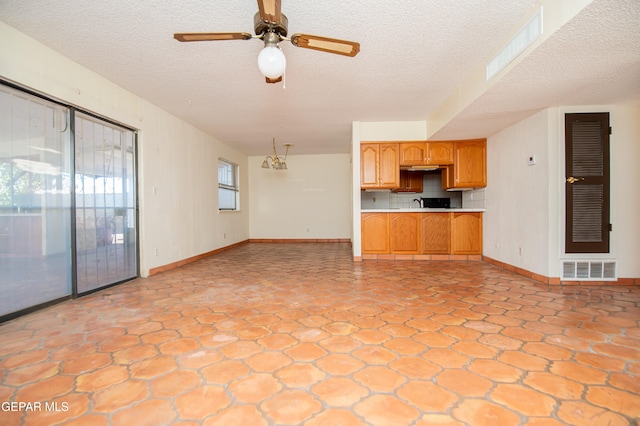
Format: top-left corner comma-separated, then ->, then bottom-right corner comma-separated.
265,76 -> 283,84
174,32 -> 252,42
290,33 -> 360,57
257,0 -> 282,24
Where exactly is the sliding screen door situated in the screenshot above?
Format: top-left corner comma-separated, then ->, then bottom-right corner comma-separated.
0,85 -> 72,317
75,112 -> 137,294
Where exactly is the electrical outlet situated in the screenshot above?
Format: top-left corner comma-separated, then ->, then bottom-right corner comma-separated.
528,155 -> 536,166
519,247 -> 523,255
223,233 -> 226,239
154,248 -> 159,256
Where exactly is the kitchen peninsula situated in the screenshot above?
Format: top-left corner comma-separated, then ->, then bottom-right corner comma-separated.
361,209 -> 483,257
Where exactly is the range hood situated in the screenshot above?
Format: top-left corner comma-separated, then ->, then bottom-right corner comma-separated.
404,165 -> 439,171
362,188 -> 392,192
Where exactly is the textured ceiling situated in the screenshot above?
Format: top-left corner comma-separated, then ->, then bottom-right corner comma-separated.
1,0 -> 639,155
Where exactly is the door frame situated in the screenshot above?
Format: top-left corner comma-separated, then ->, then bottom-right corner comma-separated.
564,112 -> 610,254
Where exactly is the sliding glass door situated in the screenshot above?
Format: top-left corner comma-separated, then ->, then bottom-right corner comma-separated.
1,83 -> 138,319
75,112 -> 137,294
0,85 -> 73,317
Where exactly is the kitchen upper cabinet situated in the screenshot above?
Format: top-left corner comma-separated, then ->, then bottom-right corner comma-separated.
451,212 -> 482,254
379,144 -> 400,187
395,170 -> 423,193
361,144 -> 380,187
426,142 -> 454,165
442,139 -> 486,189
399,142 -> 427,166
361,213 -> 390,254
390,213 -> 420,253
399,141 -> 454,166
421,213 -> 450,254
361,143 -> 400,189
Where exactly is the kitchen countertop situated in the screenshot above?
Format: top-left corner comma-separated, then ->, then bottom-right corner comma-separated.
361,208 -> 485,213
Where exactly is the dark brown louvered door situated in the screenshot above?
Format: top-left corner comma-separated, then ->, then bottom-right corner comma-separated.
565,112 -> 610,253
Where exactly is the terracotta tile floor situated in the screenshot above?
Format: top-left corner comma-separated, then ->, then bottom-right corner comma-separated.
1,243 -> 639,425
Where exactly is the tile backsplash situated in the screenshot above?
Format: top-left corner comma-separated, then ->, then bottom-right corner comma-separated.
462,187 -> 486,209
361,170 -> 486,210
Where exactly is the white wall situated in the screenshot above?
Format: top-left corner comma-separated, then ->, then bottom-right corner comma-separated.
485,105 -> 640,279
140,110 -> 249,273
483,109 -> 552,276
0,22 -> 249,276
248,154 -> 351,239
360,121 -> 427,141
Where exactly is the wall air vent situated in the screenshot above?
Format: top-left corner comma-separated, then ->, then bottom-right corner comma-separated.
486,7 -> 543,81
562,260 -> 616,281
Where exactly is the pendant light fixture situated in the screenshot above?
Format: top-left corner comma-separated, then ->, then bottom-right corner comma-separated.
261,138 -> 291,170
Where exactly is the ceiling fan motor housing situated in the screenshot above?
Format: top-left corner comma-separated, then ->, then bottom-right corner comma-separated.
254,12 -> 288,37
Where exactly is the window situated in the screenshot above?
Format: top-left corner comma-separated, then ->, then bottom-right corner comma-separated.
218,158 -> 239,211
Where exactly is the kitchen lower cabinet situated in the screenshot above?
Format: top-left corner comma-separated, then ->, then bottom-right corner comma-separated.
421,213 -> 450,254
361,213 -> 390,254
362,211 -> 482,256
451,212 -> 483,254
390,213 -> 420,253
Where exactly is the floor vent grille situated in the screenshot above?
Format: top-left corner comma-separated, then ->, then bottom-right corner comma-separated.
562,260 -> 616,280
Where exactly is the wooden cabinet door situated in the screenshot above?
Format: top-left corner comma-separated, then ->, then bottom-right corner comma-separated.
426,142 -> 453,165
390,213 -> 420,253
421,213 -> 451,254
378,143 -> 400,188
361,143 -> 379,188
441,166 -> 454,190
361,143 -> 399,189
454,139 -> 486,188
399,142 -> 427,166
451,212 -> 482,254
361,213 -> 390,253
409,172 -> 423,192
396,171 -> 423,193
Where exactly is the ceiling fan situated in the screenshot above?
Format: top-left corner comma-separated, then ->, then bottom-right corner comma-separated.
174,0 -> 360,84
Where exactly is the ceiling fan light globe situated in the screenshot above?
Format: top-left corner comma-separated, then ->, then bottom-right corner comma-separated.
258,46 -> 286,79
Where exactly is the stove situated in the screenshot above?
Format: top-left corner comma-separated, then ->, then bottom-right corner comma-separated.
420,197 -> 451,208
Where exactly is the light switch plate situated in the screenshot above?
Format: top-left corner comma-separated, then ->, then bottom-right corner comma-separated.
528,155 -> 536,166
